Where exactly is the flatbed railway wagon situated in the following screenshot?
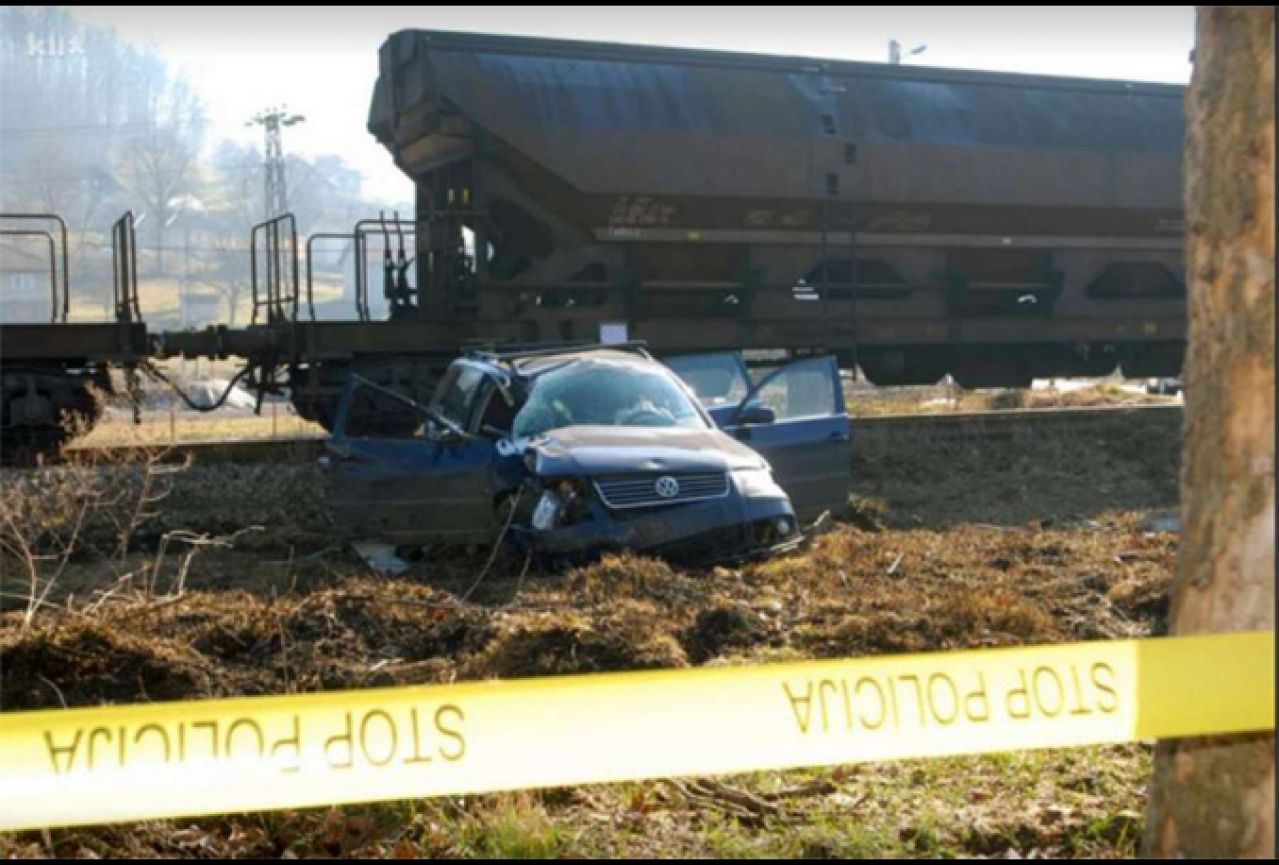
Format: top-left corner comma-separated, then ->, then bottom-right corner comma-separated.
0,213 -> 147,455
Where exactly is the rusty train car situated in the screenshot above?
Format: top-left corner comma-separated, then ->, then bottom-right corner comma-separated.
366,29 -> 1186,387
2,30 -> 1187,450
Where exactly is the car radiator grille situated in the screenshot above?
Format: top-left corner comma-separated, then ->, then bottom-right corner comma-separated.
594,472 -> 730,509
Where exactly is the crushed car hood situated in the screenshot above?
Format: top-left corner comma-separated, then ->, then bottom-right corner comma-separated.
528,425 -> 767,476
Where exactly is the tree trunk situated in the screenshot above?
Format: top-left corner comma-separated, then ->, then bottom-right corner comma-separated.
1142,7 -> 1275,859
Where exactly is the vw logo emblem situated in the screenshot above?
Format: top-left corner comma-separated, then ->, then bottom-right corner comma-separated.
654,476 -> 680,499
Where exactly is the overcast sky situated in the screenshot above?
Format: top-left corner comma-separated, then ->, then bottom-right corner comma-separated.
69,6 -> 1195,205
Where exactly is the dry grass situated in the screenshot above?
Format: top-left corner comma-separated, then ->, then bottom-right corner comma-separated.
0,746 -> 1152,859
0,413 -> 1182,858
847,378 -> 1177,418
0,515 -> 1175,708
0,520 -> 1171,858
75,412 -> 325,447
62,273 -> 349,328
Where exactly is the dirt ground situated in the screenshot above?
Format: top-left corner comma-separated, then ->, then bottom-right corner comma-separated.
852,406 -> 1182,529
0,406 -> 1181,858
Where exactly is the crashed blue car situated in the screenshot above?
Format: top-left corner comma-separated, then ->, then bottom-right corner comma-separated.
324,345 -> 851,566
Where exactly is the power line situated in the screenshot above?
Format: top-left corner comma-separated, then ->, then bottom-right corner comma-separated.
0,120 -> 207,136
1,242 -> 364,255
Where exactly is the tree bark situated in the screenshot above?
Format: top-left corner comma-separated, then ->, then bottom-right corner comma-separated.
1142,6 -> 1275,859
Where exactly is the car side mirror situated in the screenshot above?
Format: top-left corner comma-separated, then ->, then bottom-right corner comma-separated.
736,404 -> 776,426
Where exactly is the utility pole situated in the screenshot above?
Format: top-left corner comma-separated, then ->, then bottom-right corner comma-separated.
247,107 -> 305,218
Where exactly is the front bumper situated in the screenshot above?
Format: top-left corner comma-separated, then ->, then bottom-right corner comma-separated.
509,491 -> 799,567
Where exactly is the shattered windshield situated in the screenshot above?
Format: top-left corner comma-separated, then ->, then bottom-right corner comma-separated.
512,359 -> 708,438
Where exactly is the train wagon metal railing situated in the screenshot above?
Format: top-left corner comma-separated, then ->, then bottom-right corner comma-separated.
303,216 -> 419,324
250,213 -> 302,326
110,211 -> 142,325
353,213 -> 417,321
0,212 -> 70,322
0,229 -> 57,323
304,232 -> 351,322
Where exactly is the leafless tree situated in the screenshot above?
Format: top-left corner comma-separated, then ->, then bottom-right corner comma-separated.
1,6 -> 203,284
126,126 -> 197,275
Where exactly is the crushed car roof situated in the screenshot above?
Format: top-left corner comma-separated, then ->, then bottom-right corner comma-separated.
466,346 -> 658,378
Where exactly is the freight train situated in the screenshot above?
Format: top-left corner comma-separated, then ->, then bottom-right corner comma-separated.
0,30 -> 1187,452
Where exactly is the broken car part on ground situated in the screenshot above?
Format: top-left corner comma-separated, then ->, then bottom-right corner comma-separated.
323,344 -> 852,566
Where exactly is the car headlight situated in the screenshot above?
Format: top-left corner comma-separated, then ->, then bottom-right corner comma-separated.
734,466 -> 785,499
753,514 -> 797,544
531,490 -> 564,530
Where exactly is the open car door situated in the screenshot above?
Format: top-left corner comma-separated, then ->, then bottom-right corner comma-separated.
324,372 -> 496,544
718,356 -> 852,524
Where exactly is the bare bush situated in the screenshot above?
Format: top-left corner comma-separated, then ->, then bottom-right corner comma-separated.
0,459 -> 97,627
0,419 -> 237,624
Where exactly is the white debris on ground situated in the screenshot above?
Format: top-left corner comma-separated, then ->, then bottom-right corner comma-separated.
1139,509 -> 1182,534
101,378 -> 286,421
1031,377 -> 1148,396
350,540 -> 412,576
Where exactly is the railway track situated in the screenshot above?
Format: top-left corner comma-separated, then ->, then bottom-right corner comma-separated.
39,403 -> 1183,468
55,435 -> 329,466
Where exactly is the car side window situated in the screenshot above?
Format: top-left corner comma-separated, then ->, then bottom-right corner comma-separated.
336,376 -> 432,440
746,358 -> 839,421
664,352 -> 750,408
434,364 -> 485,428
476,381 -> 518,436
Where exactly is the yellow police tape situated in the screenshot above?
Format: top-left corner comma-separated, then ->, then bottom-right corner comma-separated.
0,631 -> 1272,832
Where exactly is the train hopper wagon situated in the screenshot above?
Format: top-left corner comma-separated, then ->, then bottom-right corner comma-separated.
360,30 -> 1185,390
0,213 -> 148,457
6,31 -> 1190,448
